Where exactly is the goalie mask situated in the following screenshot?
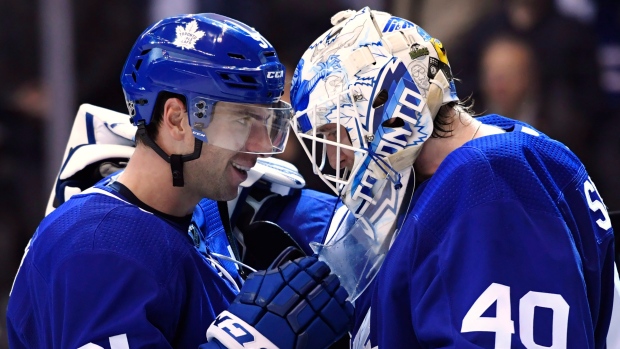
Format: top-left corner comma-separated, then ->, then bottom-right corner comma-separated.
290,7 -> 458,300
121,13 -> 293,158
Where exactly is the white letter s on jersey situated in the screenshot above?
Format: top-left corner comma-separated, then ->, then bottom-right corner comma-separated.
583,177 -> 611,230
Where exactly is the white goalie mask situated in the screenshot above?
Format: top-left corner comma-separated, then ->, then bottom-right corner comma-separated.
290,7 -> 458,300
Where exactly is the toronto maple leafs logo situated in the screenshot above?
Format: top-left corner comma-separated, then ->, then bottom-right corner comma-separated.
173,20 -> 205,50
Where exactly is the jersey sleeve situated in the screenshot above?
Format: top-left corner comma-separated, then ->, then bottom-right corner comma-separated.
48,251 -> 178,348
265,188 -> 340,254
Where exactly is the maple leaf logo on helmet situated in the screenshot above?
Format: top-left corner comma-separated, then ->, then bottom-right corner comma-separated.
173,20 -> 205,50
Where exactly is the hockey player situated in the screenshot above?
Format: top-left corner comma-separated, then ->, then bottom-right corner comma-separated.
7,13 -> 353,348
291,7 -> 616,348
39,102 -> 338,294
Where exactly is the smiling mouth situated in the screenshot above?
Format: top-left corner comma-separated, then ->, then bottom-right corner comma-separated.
232,162 -> 251,172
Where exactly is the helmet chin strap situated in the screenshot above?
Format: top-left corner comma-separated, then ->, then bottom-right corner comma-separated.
136,121 -> 202,187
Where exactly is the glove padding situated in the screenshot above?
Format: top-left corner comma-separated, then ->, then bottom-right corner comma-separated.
206,256 -> 354,349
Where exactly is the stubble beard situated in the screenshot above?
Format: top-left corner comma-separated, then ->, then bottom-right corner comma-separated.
185,152 -> 239,202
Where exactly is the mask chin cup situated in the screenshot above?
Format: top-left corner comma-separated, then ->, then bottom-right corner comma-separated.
310,215 -> 388,302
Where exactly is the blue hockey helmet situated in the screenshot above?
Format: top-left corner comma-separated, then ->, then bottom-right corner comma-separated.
121,13 -> 292,155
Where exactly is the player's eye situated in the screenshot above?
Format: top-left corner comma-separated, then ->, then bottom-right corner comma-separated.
323,131 -> 337,141
236,116 -> 251,126
319,124 -> 346,143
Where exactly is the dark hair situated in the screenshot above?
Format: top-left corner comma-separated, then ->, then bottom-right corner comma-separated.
135,91 -> 187,144
432,93 -> 477,138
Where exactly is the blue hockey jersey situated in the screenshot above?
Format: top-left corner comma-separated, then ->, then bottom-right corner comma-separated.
360,115 -> 615,348
7,179 -> 238,348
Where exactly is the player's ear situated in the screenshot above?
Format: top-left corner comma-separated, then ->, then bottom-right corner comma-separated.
162,98 -> 189,141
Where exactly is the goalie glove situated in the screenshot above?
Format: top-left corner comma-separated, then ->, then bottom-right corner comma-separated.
204,256 -> 354,349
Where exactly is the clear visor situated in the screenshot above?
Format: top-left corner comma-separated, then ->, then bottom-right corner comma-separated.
309,174 -> 411,301
191,98 -> 293,155
311,213 -> 386,302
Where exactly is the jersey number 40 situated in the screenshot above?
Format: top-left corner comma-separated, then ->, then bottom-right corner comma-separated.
461,283 -> 569,349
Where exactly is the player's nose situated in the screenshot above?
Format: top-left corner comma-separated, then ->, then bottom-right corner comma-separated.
244,123 -> 272,155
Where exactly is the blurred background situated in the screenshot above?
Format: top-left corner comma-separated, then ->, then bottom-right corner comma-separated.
0,0 -> 618,346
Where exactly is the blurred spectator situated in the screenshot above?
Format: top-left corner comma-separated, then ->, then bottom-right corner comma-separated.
395,0 -> 498,49
449,0 -> 620,257
0,0 -> 41,114
149,0 -> 199,24
450,0 -> 605,176
595,0 -> 620,112
0,107 -> 43,349
594,0 -> 620,265
72,0 -> 149,112
556,0 -> 596,23
0,0 -> 46,345
480,34 -> 540,126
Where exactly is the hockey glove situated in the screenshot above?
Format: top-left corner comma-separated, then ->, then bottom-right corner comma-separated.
204,256 -> 354,349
